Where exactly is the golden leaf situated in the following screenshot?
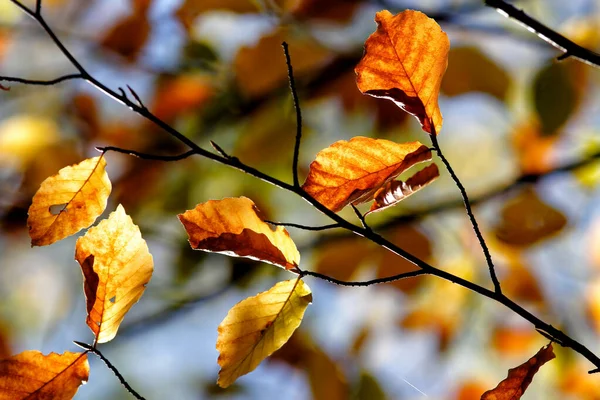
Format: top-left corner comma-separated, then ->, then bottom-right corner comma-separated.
367,163 -> 439,215
27,156 -> 111,246
178,197 -> 300,270
217,278 -> 312,387
0,351 -> 89,400
302,137 -> 432,212
355,10 -> 450,135
482,344 -> 555,400
75,204 -> 153,344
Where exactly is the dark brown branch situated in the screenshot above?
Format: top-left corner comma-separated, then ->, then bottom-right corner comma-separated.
97,146 -> 196,161
0,73 -> 83,86
265,221 -> 341,231
73,341 -> 146,400
430,133 -> 501,294
299,269 -> 427,286
282,41 -> 303,188
7,0 -> 600,375
484,0 -> 600,68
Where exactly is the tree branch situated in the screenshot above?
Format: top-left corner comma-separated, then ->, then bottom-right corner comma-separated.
0,73 -> 83,87
265,221 -> 341,231
299,268 -> 427,286
97,146 -> 196,162
484,0 -> 600,68
282,42 -> 303,188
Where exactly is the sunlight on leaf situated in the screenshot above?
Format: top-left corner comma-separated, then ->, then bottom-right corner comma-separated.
178,197 -> 300,269
355,10 -> 449,135
367,163 -> 439,215
482,344 -> 555,400
302,137 -> 432,212
27,156 -> 111,246
0,350 -> 89,400
75,204 -> 153,344
216,278 -> 312,387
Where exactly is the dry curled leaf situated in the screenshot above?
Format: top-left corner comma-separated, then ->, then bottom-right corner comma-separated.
482,344 -> 555,400
75,204 -> 153,344
367,163 -> 439,214
178,197 -> 300,269
355,10 -> 449,135
217,278 -> 312,387
0,350 -> 89,400
302,137 -> 432,212
27,156 -> 111,246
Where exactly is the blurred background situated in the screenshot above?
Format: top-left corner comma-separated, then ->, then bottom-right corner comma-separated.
1,0 -> 600,398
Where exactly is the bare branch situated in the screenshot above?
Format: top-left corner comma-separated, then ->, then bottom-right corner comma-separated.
0,73 -> 83,87
282,41 -> 303,188
265,221 -> 341,231
97,146 -> 196,161
299,268 -> 427,287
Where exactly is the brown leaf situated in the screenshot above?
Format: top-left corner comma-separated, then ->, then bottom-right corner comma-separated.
482,344 -> 555,400
302,137 -> 432,212
100,14 -> 151,62
27,156 -> 111,246
355,10 -> 450,135
178,197 -> 300,269
75,204 -> 154,343
367,163 -> 439,214
152,75 -> 214,122
0,351 -> 89,399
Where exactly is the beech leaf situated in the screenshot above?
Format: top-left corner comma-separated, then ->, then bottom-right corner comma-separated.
216,278 -> 312,387
367,163 -> 439,215
178,197 -> 300,270
482,344 -> 555,400
27,156 -> 111,246
75,204 -> 153,344
302,137 -> 432,212
355,10 -> 450,135
0,350 -> 89,399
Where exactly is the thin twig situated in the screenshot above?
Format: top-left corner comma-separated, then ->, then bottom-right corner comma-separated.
126,85 -> 146,110
351,204 -> 371,232
209,140 -> 232,159
282,42 -> 303,188
299,269 -> 427,286
265,220 -> 341,231
98,146 -> 196,161
484,0 -> 600,68
0,73 -> 83,86
73,341 -> 146,400
430,133 -> 501,294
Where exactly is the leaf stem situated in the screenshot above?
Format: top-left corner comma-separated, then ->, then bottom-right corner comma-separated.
430,133 -> 502,294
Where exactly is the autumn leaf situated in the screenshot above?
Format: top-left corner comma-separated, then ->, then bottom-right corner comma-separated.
367,163 -> 439,214
75,204 -> 153,344
100,14 -> 151,62
482,344 -> 555,400
0,350 -> 89,399
178,197 -> 300,269
355,10 -> 450,135
216,278 -> 312,387
27,156 -> 111,246
302,137 -> 432,212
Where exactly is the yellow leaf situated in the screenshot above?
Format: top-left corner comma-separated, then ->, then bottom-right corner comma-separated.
0,350 -> 89,400
27,156 -> 112,246
178,197 -> 300,270
367,163 -> 439,215
75,204 -> 153,344
482,344 -> 555,400
302,137 -> 432,212
355,10 -> 450,135
216,278 -> 312,387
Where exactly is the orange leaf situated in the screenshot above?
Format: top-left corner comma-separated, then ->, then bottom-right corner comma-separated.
100,14 -> 151,62
367,163 -> 439,215
178,197 -> 300,269
482,344 -> 555,400
302,137 -> 432,212
0,350 -> 89,399
75,204 -> 154,343
355,10 -> 449,135
27,156 -> 111,246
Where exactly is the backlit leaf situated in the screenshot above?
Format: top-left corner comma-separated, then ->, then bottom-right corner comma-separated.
27,156 -> 111,246
302,137 -> 432,212
482,344 -> 555,400
178,197 -> 300,269
0,350 -> 89,400
366,163 -> 439,215
355,10 -> 450,135
216,278 -> 312,387
75,204 -> 153,343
